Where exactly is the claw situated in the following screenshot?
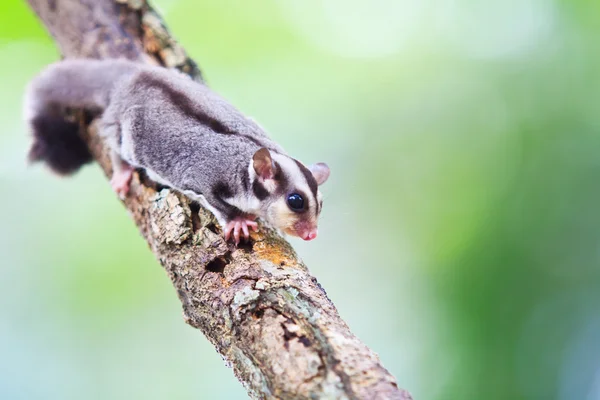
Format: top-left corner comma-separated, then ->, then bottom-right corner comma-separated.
248,221 -> 259,232
234,221 -> 241,245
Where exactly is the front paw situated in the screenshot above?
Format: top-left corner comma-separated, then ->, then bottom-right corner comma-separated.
224,216 -> 258,245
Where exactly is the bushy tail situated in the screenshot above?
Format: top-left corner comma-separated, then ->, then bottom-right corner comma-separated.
27,112 -> 91,175
23,59 -> 140,175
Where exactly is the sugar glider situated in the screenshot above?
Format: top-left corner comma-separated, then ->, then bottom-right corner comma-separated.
23,59 -> 330,244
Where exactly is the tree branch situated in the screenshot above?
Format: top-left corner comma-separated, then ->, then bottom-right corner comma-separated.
25,0 -> 413,398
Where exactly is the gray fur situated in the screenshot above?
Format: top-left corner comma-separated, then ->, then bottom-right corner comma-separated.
24,59 -> 329,237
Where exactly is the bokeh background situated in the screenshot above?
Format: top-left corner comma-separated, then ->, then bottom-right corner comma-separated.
1,0 -> 600,399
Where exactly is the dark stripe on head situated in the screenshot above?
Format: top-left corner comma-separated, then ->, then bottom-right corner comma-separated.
273,162 -> 290,195
136,72 -> 267,149
252,180 -> 269,200
293,159 -> 318,201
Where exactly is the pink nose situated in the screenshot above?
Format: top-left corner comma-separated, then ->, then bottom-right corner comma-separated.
303,229 -> 318,241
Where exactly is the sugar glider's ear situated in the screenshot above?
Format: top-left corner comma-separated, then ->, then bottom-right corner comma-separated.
309,163 -> 330,186
253,148 -> 275,180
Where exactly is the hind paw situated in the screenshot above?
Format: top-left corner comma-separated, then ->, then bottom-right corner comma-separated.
110,163 -> 134,199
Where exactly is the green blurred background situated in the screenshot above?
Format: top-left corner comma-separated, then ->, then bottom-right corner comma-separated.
2,0 -> 600,399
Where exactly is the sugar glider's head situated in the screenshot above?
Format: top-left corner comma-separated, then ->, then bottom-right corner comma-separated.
251,148 -> 330,241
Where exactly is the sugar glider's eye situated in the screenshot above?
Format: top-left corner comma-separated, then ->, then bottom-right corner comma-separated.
286,193 -> 304,212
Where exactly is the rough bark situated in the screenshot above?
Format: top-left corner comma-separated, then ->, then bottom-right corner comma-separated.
25,0 -> 413,399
